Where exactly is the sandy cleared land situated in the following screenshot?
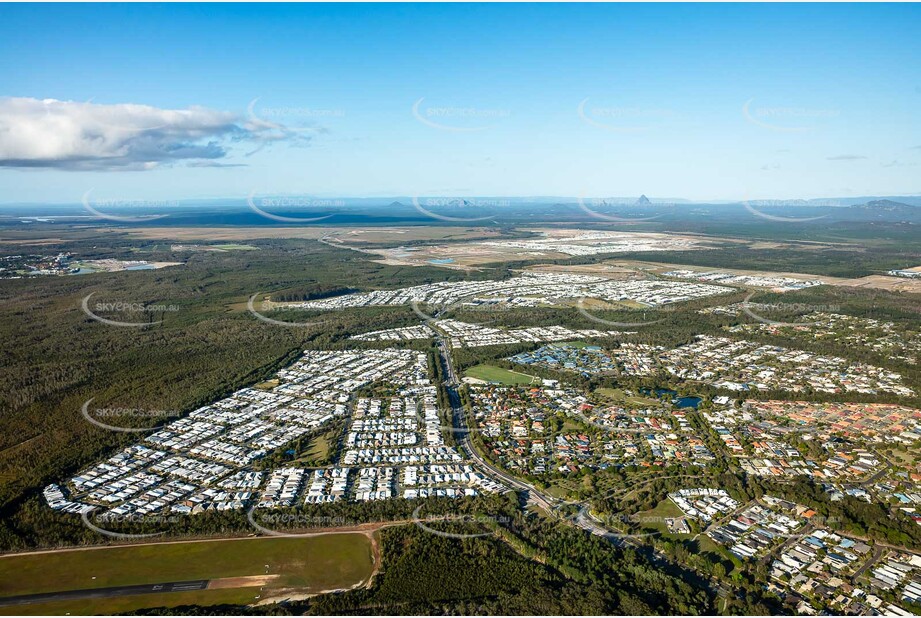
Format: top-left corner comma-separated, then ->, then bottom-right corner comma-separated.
834,275 -> 921,294
526,262 -> 653,280
365,229 -> 719,270
527,259 -> 849,285
369,242 -> 551,269
207,575 -> 280,589
76,259 -> 183,272
112,226 -> 504,244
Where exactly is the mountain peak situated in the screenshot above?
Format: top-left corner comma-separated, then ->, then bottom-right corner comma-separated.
635,194 -> 652,206
853,199 -> 915,210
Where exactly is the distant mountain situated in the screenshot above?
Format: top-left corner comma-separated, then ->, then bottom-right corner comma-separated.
850,199 -> 916,211
843,199 -> 920,222
635,194 -> 652,206
782,196 -> 921,208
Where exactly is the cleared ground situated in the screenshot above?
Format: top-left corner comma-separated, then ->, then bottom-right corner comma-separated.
529,259 -> 849,286
835,274 -> 921,294
366,229 -> 716,269
0,534 -> 374,614
114,226 -> 504,244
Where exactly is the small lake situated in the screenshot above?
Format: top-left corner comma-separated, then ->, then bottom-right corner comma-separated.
640,387 -> 701,409
641,387 -> 677,397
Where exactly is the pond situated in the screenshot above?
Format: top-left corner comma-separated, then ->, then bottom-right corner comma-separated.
640,387 -> 701,409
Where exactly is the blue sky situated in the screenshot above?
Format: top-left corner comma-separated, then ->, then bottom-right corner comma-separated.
0,2 -> 919,203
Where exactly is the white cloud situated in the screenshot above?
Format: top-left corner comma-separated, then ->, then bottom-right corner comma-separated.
0,97 -> 310,170
826,154 -> 867,161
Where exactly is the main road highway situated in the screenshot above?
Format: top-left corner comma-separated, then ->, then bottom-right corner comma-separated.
433,334 -> 618,539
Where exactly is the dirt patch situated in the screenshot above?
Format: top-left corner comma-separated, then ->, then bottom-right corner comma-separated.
111,226 -> 501,244
834,275 -> 921,294
208,575 -> 279,590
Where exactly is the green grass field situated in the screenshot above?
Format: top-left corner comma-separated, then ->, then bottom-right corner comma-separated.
0,534 -> 374,614
634,498 -> 686,534
254,379 -> 281,391
694,534 -> 734,560
595,387 -> 661,407
303,433 -> 332,460
633,500 -> 737,566
289,428 -> 336,465
545,479 -> 582,500
465,364 -> 539,385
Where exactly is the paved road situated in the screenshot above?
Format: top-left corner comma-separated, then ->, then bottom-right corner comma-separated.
433,334 -> 615,531
857,450 -> 897,488
0,580 -> 209,607
852,545 -> 885,582
431,332 -> 555,509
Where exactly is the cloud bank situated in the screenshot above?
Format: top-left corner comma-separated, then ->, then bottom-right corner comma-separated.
0,97 -> 308,171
